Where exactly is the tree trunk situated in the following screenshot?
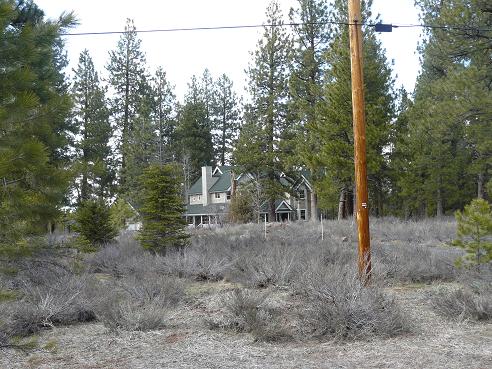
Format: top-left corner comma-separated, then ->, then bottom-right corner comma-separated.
436,188 -> 443,217
268,199 -> 276,223
310,191 -> 318,221
478,172 -> 484,199
338,188 -> 346,220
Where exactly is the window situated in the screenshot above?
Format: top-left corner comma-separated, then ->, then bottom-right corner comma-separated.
215,193 -> 221,199
298,191 -> 305,199
226,191 -> 231,200
300,210 -> 306,220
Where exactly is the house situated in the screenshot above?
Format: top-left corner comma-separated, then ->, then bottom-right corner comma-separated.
184,166 -> 317,226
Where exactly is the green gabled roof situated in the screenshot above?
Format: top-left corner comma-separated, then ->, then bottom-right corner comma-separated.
185,203 -> 229,215
188,178 -> 202,195
260,199 -> 295,213
189,175 -> 220,195
276,201 -> 293,211
209,171 -> 231,193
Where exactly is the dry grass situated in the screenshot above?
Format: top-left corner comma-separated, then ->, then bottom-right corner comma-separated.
2,218 -> 491,368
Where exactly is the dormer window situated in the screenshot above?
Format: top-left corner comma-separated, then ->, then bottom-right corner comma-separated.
215,193 -> 221,199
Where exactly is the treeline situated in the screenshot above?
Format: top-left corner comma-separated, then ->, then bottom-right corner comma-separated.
1,0 -> 491,248
73,19 -> 242,208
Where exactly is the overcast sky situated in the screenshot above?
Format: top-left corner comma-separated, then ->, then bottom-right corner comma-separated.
35,0 -> 422,100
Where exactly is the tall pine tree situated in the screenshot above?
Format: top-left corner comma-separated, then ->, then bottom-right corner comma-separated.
393,0 -> 490,216
0,0 -> 75,252
72,49 -> 114,203
106,18 -> 149,202
234,0 -> 292,222
175,76 -> 214,190
314,0 -> 395,218
213,74 -> 241,166
289,0 -> 331,220
152,67 -> 177,164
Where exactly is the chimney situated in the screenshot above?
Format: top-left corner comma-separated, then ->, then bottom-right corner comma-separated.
201,166 -> 212,206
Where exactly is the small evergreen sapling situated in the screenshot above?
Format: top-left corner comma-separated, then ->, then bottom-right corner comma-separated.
452,199 -> 492,266
138,164 -> 189,254
75,200 -> 117,250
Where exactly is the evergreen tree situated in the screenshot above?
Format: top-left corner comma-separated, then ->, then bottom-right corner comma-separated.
288,0 -> 331,220
106,18 -> 149,197
234,0 -> 292,222
72,49 -> 114,203
175,101 -> 214,184
199,68 -> 216,133
75,199 -> 117,248
213,74 -> 241,166
452,198 -> 492,266
393,0 -> 490,216
152,67 -> 177,164
314,0 -> 395,218
0,0 -> 75,253
395,71 -> 472,216
175,76 -> 214,188
124,74 -> 156,202
138,164 -> 189,254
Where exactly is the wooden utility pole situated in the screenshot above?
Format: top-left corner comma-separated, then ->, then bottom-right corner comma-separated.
348,0 -> 371,282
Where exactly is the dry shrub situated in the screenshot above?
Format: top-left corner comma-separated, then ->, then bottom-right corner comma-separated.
374,242 -> 459,283
95,273 -> 183,332
296,264 -> 409,340
370,216 -> 456,244
187,218 -> 460,287
86,235 -> 161,277
162,246 -> 233,281
227,241 -> 302,288
3,273 -> 98,339
208,288 -> 290,342
431,268 -> 492,321
431,287 -> 492,321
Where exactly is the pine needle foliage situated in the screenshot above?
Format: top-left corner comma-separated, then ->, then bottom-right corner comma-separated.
138,164 -> 189,254
453,199 -> 492,266
75,200 -> 117,249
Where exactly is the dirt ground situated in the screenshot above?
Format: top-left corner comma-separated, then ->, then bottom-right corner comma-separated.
1,282 -> 491,369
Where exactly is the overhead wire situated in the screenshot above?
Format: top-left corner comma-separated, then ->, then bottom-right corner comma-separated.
59,21 -> 492,36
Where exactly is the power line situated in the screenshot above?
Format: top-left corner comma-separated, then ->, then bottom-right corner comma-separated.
59,21 -> 492,37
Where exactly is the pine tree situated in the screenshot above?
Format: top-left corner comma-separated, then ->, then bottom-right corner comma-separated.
393,0 -> 490,216
152,67 -> 177,164
315,0 -> 395,218
415,0 -> 491,201
452,199 -> 492,266
175,76 -> 214,187
0,1 -> 75,253
234,0 -> 292,222
75,200 -> 117,249
288,0 -> 331,220
395,71 -> 472,216
106,18 -> 149,197
72,49 -> 114,203
138,164 -> 189,254
213,74 -> 241,166
124,74 -> 157,207
200,68 -> 216,133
